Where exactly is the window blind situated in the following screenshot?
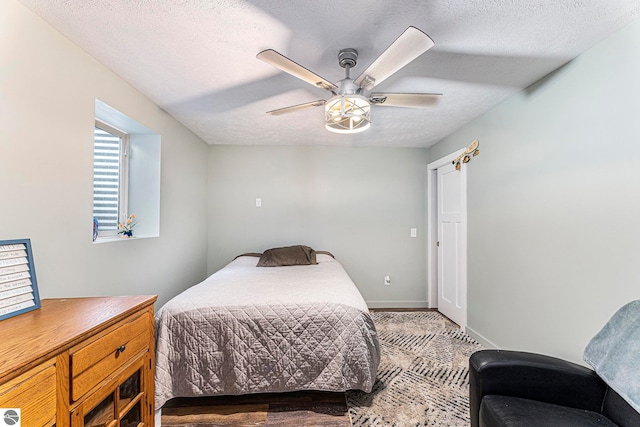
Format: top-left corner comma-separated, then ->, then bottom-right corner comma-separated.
93,127 -> 121,231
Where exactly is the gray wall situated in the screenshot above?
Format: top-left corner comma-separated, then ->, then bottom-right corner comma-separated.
429,18 -> 640,363
208,145 -> 429,307
1,0 -> 209,309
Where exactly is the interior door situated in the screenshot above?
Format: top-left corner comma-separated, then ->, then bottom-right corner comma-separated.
437,161 -> 466,326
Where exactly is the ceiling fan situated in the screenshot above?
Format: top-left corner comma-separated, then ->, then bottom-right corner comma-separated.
256,26 -> 441,134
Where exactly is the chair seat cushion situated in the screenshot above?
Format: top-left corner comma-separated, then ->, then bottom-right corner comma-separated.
480,395 -> 619,427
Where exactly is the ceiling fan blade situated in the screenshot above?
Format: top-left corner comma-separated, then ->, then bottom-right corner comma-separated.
266,100 -> 326,116
354,27 -> 435,90
370,92 -> 442,108
257,49 -> 338,92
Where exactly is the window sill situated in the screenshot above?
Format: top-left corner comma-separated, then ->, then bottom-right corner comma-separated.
93,235 -> 154,244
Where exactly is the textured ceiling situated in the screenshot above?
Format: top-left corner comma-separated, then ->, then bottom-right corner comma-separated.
18,0 -> 640,147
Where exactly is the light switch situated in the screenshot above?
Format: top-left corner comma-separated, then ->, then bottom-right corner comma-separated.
410,228 -> 417,238
255,198 -> 262,207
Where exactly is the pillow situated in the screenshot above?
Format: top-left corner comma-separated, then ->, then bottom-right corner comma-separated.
257,245 -> 317,267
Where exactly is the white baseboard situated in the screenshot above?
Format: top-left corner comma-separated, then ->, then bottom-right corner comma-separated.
366,300 -> 429,309
465,326 -> 498,348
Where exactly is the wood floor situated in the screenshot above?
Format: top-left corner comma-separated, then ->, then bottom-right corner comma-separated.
161,391 -> 351,427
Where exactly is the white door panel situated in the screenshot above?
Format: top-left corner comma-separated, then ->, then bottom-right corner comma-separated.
437,162 -> 466,326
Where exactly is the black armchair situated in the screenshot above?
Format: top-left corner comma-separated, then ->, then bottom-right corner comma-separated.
469,349 -> 640,427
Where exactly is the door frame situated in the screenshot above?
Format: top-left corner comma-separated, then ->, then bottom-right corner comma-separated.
427,148 -> 467,329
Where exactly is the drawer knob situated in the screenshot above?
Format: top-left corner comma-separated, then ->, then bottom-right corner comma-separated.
116,344 -> 126,354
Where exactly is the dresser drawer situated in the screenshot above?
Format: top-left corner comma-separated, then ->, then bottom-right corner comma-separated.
70,312 -> 151,401
0,360 -> 56,427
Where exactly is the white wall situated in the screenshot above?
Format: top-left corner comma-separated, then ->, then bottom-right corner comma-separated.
428,18 -> 640,363
0,0 -> 209,309
208,145 -> 430,307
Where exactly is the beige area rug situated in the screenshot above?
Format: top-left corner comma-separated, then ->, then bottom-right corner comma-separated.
347,311 -> 483,427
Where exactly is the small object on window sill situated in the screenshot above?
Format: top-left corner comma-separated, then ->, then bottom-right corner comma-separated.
93,217 -> 99,242
117,213 -> 137,238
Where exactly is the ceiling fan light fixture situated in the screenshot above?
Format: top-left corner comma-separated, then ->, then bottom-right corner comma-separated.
324,94 -> 371,134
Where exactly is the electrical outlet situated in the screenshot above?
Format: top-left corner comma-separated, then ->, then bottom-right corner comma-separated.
384,275 -> 391,286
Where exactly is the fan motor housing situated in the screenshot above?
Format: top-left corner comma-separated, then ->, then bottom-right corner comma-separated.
338,48 -> 358,69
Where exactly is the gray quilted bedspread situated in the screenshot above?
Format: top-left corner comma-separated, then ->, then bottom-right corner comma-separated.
155,254 -> 380,408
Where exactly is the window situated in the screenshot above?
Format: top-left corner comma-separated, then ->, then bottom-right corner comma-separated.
93,120 -> 129,238
93,99 -> 161,243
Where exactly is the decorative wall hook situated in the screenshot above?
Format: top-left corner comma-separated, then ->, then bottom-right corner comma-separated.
453,139 -> 480,170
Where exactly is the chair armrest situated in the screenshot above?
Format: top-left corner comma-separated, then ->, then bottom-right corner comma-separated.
469,349 -> 607,427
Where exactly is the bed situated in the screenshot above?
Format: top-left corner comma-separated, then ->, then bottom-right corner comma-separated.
154,247 -> 380,408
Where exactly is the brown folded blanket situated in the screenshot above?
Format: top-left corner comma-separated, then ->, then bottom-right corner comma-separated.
235,252 -> 262,259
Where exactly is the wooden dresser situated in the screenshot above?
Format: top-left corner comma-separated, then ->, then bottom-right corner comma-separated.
0,295 -> 157,427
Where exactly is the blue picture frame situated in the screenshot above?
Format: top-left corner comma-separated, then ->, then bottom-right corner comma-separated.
0,238 -> 41,321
